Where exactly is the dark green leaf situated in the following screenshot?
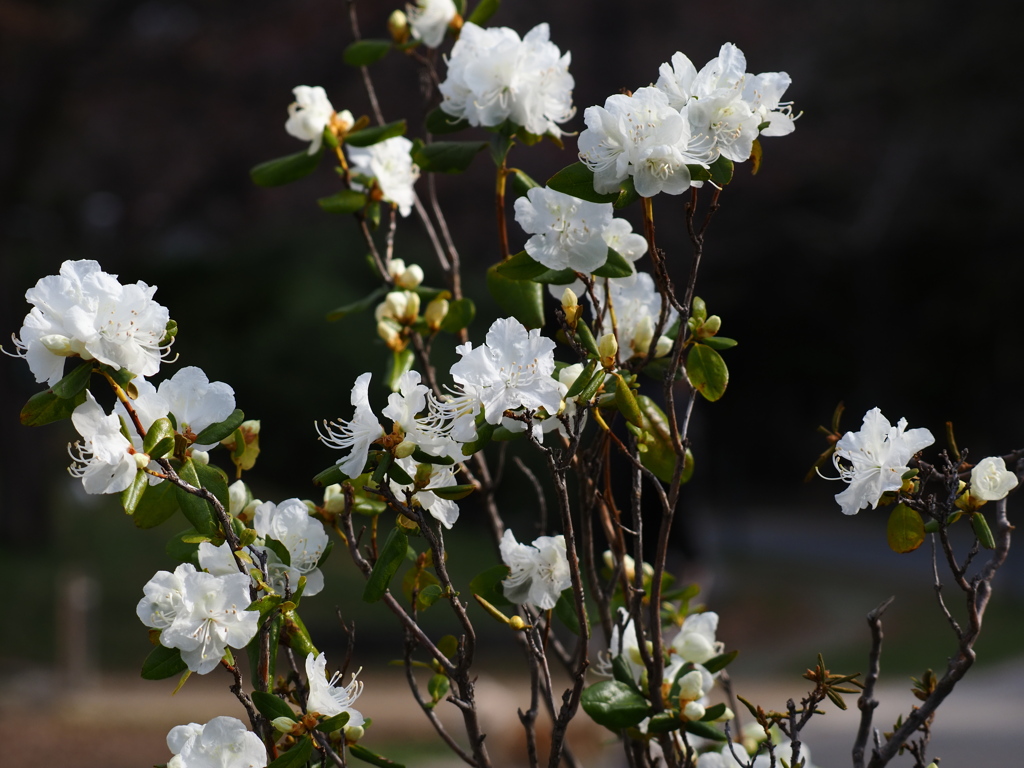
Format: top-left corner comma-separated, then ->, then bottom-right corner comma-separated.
250,147 -> 323,187
343,39 -> 392,67
388,461 -> 414,486
385,348 -> 415,392
702,650 -> 738,674
143,417 -> 174,456
460,420 -> 495,455
425,483 -> 476,501
327,285 -> 389,321
887,503 -> 925,554
345,119 -> 407,147
487,263 -> 544,329
265,536 -> 291,567
565,359 -> 598,399
532,268 -> 578,285
428,672 -> 450,702
575,367 -> 607,404
165,527 -> 206,565
684,721 -> 728,741
316,711 -> 351,733
439,298 -> 475,334
267,737 -> 313,768
20,388 -> 86,426
252,691 -> 295,722
496,251 -> 547,281
141,644 -> 188,680
348,744 -> 406,768
313,463 -> 349,487
466,0 -> 500,25
417,584 -> 444,610
700,336 -> 738,351
52,362 -> 92,399
709,155 -> 734,186
972,512 -> 996,549
546,162 -> 619,204
611,656 -> 642,693
318,190 -> 368,214
410,449 -> 454,466
120,470 -> 148,515
636,395 -> 692,484
509,168 -> 540,199
469,563 -> 512,606
686,343 -> 729,402
363,527 -> 409,603
425,107 -> 470,135
686,164 -> 712,183
413,141 -> 488,173
194,460 -> 230,509
613,176 -> 639,209
134,479 -> 179,529
581,680 -> 650,729
647,711 -> 683,733
174,459 -> 218,536
701,702 -> 728,721
554,590 -> 582,635
194,409 -> 245,446
573,321 -> 599,356
591,248 -> 633,278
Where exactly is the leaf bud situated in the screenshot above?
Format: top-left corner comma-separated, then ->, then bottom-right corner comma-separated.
691,296 -> 707,322
424,297 -> 449,331
682,701 -> 706,721
323,483 -> 346,514
700,314 -> 721,336
598,333 -> 618,368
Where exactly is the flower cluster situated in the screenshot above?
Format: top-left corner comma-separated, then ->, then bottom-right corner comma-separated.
439,22 -> 574,137
499,528 -> 571,610
137,564 -> 259,674
166,716 -> 266,768
578,43 -> 796,197
13,259 -> 171,387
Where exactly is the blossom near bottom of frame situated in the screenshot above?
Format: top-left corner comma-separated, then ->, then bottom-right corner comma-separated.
166,716 -> 266,768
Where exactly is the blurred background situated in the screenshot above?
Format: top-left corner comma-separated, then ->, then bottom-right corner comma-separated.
2,0 -> 1023,765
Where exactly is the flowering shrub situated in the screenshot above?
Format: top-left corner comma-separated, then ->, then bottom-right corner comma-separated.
8,3 -> 1020,768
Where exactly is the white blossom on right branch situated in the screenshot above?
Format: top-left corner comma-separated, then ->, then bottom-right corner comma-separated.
285,85 -> 335,155
970,456 -> 1018,501
499,528 -> 571,610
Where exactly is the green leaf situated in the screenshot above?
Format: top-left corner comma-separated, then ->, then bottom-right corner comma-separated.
313,463 -> 349,487
887,503 -> 925,554
709,155 -> 735,186
343,39 -> 392,67
581,680 -> 650,729
120,470 -> 148,515
496,251 -> 548,281
683,721 -> 728,741
575,367 -> 607,404
546,162 -> 619,204
611,656 -> 642,693
267,737 -> 313,768
466,0 -> 500,26
687,164 -> 712,183
265,536 -> 291,567
469,564 -> 512,606
345,119 -> 407,147
413,141 -> 488,173
385,348 -> 415,392
327,285 -> 389,321
439,297 -> 475,334
252,691 -> 295,722
428,672 -> 450,703
316,711 -> 351,733
573,320 -> 599,356
509,168 -> 540,199
635,395 -> 693,484
424,483 -> 476,501
348,744 -> 406,768
410,449 -> 454,466
972,512 -> 996,549
194,460 -> 230,512
554,590 -> 584,635
363,527 -> 409,603
700,336 -> 738,351
591,248 -> 633,278
318,190 -> 368,214
166,527 -> 206,565
487,263 -> 544,329
388,460 -> 414,487
613,176 -> 639,209
532,268 -> 578,285
438,634 -> 459,658
417,584 -> 444,610
20,388 -> 86,426
52,362 -> 92,399
565,359 -> 598,399
134,479 -> 179,529
460,421 -> 495,455
194,409 -> 245,446
686,343 -> 729,402
701,702 -> 728,721
143,417 -> 175,456
174,459 -> 218,536
141,644 -> 188,680
250,147 -> 323,187
425,107 -> 470,135
613,374 -> 643,428
702,650 -> 738,674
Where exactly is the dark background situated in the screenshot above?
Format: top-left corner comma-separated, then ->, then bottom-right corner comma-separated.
2,0 -> 1023,674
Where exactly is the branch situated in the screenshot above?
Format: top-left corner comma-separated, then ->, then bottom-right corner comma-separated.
852,596 -> 894,768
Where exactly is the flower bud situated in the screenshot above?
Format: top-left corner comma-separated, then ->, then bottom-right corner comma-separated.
682,701 -> 706,721
240,499 -> 262,523
676,670 -> 705,701
414,462 -> 434,488
632,315 -> 654,356
228,480 -> 249,516
271,716 -> 300,734
509,615 -> 528,631
561,287 -> 581,328
396,264 -> 424,289
330,109 -> 355,136
190,448 -> 209,465
323,483 -> 346,514
598,332 -> 618,368
714,706 -> 735,723
394,439 -> 417,459
40,334 -> 74,356
133,452 -> 150,469
343,724 -> 365,743
654,335 -> 673,358
701,314 -> 721,336
387,9 -> 409,43
424,297 -> 449,331
377,319 -> 404,351
691,296 -> 707,322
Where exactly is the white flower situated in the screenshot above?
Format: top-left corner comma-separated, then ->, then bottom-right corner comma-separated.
69,391 -> 140,494
348,136 -> 420,217
13,259 -> 170,386
831,407 -> 934,516
391,456 -> 461,528
607,609 -> 646,685
577,87 -> 716,198
305,652 -> 365,727
697,740 -> 817,768
450,317 -> 564,426
589,273 -> 676,360
513,187 -> 613,273
317,372 -> 385,479
499,528 -> 571,610
199,540 -> 301,599
158,366 -> 236,450
387,259 -> 425,289
285,85 -> 334,155
671,611 -> 721,665
254,499 -> 329,596
970,456 -> 1018,502
157,570 -> 259,674
406,0 -> 456,48
137,563 -> 196,630
438,22 -> 574,137
601,218 -> 647,263
166,716 -> 267,768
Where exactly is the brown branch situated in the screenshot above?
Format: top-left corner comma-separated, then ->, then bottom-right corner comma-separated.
852,596 -> 894,768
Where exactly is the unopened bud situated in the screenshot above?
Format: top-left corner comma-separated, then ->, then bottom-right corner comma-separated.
691,296 -> 707,322
387,9 -> 409,43
240,499 -> 262,522
715,706 -> 735,723
561,287 -> 581,328
331,109 -> 355,135
377,319 -> 404,350
228,480 -> 249,516
396,264 -> 424,289
701,315 -> 721,336
272,716 -> 300,734
414,462 -> 434,488
654,335 -> 673,358
682,701 -> 706,721
509,615 -> 528,630
676,670 -> 705,701
190,449 -> 210,465
133,452 -> 151,469
425,297 -> 449,331
323,483 -> 346,514
394,439 -> 417,459
632,315 -> 654,356
343,724 -> 365,742
598,333 -> 618,368
40,334 -> 74,356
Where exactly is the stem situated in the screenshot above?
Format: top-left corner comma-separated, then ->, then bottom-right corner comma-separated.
495,164 -> 510,261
